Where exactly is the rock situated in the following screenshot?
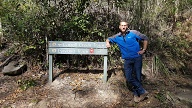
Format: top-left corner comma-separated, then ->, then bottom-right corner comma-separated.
36,99 -> 48,108
175,88 -> 192,106
0,55 -> 15,71
2,60 -> 27,76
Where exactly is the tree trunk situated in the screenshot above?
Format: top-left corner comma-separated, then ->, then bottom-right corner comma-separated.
0,18 -> 3,44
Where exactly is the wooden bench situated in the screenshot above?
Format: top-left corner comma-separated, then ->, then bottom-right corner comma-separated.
48,41 -> 108,83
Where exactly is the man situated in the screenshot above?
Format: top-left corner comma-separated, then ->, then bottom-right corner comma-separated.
106,21 -> 149,102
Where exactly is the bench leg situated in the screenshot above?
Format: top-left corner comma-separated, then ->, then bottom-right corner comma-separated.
49,54 -> 53,82
103,56 -> 108,82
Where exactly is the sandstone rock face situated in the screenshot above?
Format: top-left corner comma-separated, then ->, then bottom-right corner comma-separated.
2,60 -> 27,76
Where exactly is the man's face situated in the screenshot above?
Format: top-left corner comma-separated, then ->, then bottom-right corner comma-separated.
119,22 -> 128,33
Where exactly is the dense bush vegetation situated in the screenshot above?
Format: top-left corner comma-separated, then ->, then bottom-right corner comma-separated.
0,0 -> 191,74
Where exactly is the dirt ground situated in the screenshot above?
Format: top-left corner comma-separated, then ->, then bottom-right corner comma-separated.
0,66 -> 192,108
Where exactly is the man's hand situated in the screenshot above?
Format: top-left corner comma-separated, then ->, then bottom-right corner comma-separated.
106,43 -> 111,48
106,39 -> 111,48
138,50 -> 145,55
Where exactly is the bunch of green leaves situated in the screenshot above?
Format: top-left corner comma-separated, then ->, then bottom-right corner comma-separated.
17,79 -> 36,91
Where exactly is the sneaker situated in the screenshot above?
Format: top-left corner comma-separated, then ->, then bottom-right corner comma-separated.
133,95 -> 140,103
139,91 -> 149,101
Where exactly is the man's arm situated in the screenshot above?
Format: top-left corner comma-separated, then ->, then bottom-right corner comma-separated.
142,40 -> 148,51
138,40 -> 148,55
130,30 -> 148,54
106,32 -> 120,48
130,30 -> 148,40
